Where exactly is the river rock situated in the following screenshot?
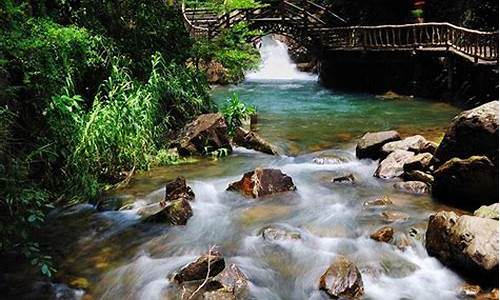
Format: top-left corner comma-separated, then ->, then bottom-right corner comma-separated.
355,130 -> 401,160
374,150 -> 414,179
393,181 -> 429,195
432,156 -> 498,205
403,152 -> 433,172
227,168 -> 296,198
459,284 -> 482,298
173,248 -> 226,284
370,226 -> 394,243
434,101 -> 499,167
259,224 -> 301,241
421,140 -> 438,154
175,113 -> 232,156
477,289 -> 499,300
474,203 -> 499,220
332,174 -> 356,184
206,264 -> 248,298
143,198 -> 193,225
381,135 -> 428,157
233,127 -> 278,155
164,177 -> 195,202
425,211 -> 499,284
382,211 -> 410,223
363,196 -> 393,207
319,255 -> 364,299
403,170 -> 434,185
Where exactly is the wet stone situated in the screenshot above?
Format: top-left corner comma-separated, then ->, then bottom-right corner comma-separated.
393,181 -> 430,195
370,226 -> 394,243
227,168 -> 296,198
356,130 -> 401,160
173,247 -> 225,284
363,196 -> 393,207
382,211 -> 410,223
259,224 -> 301,241
332,173 -> 356,184
319,255 -> 364,299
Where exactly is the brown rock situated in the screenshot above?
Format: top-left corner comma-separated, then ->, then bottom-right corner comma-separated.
420,140 -> 438,154
425,211 -> 499,285
173,248 -> 226,283
143,199 -> 193,225
175,113 -> 232,156
370,227 -> 394,243
355,130 -> 401,160
209,264 -> 248,298
459,284 -> 482,298
432,156 -> 498,206
393,181 -> 430,195
164,177 -> 195,202
233,127 -> 278,155
477,289 -> 499,300
374,150 -> 414,179
227,168 -> 296,198
259,224 -> 301,241
434,101 -> 499,167
319,256 -> 364,299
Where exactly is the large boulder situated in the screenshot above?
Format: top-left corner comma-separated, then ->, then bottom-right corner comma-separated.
175,113 -> 232,156
233,127 -> 278,155
319,256 -> 364,299
227,168 -> 296,198
432,156 -> 498,206
381,135 -> 428,157
173,248 -> 226,284
474,203 -> 499,220
434,101 -> 499,167
425,211 -> 499,284
374,150 -> 414,179
355,130 -> 401,160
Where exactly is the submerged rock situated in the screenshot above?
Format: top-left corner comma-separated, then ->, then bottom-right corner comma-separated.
363,196 -> 393,207
474,203 -> 499,220
355,130 -> 401,160
259,224 -> 301,241
174,113 -> 232,156
319,256 -> 364,299
381,135 -> 428,157
432,156 -> 498,206
332,174 -> 356,184
374,150 -> 414,179
227,168 -> 296,198
173,248 -> 226,284
370,226 -> 394,243
233,127 -> 278,155
434,101 -> 499,167
382,211 -> 409,223
393,181 -> 429,195
425,211 -> 499,285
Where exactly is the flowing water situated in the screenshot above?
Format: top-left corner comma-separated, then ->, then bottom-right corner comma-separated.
38,37 -> 467,300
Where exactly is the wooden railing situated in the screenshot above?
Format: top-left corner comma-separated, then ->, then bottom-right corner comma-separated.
181,0 -> 499,63
322,23 -> 498,62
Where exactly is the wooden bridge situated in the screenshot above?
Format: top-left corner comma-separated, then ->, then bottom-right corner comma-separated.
181,0 -> 499,64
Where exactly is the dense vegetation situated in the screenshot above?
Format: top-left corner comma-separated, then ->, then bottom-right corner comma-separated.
0,0 -> 257,275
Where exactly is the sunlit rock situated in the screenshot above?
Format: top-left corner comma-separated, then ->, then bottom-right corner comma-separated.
434,101 -> 499,167
381,135 -> 428,157
432,156 -> 498,205
474,203 -> 499,220
227,168 -> 296,198
363,196 -> 393,207
403,152 -> 433,172
174,113 -> 232,156
370,226 -> 394,243
426,211 -> 499,285
319,255 -> 364,299
374,150 -> 414,179
356,130 -> 401,160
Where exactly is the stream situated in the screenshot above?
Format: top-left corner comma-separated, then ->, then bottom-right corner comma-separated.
41,36 -> 467,300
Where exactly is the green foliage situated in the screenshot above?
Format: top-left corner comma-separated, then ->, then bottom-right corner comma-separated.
191,22 -> 260,83
221,93 -> 255,135
186,0 -> 263,13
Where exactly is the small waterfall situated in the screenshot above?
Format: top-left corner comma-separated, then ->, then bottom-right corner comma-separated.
246,36 -> 317,81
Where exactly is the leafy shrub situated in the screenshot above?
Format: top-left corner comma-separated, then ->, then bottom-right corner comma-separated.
221,93 -> 256,135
